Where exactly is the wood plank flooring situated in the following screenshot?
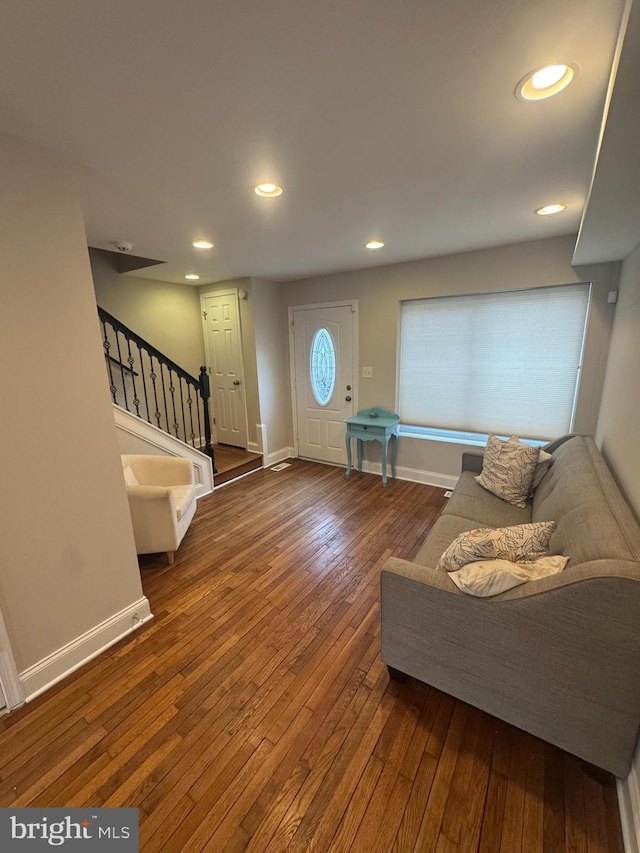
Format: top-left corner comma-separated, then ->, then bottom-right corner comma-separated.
0,461 -> 624,852
213,444 -> 263,486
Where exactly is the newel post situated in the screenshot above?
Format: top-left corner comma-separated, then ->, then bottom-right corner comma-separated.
199,365 -> 212,452
199,366 -> 215,470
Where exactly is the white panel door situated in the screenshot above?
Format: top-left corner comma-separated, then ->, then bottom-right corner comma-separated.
203,292 -> 248,448
292,304 -> 355,465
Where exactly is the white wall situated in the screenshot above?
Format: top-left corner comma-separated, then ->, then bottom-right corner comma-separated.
282,235 -> 619,481
0,135 -> 149,691
596,241 -> 640,518
594,240 -> 640,847
91,248 -> 206,378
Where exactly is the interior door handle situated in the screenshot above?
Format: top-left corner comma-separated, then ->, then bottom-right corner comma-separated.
345,396 -> 352,402
233,380 -> 241,386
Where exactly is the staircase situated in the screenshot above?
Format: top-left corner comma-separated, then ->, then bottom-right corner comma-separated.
98,307 -> 216,473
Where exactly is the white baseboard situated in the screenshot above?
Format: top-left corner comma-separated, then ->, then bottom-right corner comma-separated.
247,441 -> 261,454
619,763 -> 640,853
20,597 -> 153,702
359,460 -> 458,491
254,424 -> 269,461
265,446 -> 295,468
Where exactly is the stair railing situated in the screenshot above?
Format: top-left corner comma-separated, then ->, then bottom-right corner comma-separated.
98,307 -> 213,459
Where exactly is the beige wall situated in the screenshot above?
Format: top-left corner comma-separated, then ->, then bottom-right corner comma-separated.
252,278 -> 293,456
0,136 -> 145,672
596,240 -> 640,520
282,235 -> 619,480
91,248 -> 206,378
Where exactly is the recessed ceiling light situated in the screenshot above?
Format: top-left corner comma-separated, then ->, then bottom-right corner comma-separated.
365,240 -> 384,250
534,203 -> 567,216
185,274 -> 200,280
254,183 -> 283,197
192,240 -> 213,249
516,64 -> 576,101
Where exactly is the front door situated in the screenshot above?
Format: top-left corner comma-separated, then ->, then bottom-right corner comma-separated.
202,291 -> 248,449
292,303 -> 356,465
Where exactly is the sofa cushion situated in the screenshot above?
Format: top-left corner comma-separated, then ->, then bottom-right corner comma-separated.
414,514 -> 484,569
171,485 -> 196,521
476,434 -> 540,508
533,436 -> 640,564
444,471 -> 532,528
437,521 -> 556,573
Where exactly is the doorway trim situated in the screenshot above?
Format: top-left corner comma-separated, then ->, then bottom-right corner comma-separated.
200,287 -> 249,449
0,606 -> 24,711
288,300 -> 359,460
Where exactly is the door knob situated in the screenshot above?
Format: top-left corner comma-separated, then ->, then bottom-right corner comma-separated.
233,380 -> 241,386
346,385 -> 352,391
345,395 -> 352,402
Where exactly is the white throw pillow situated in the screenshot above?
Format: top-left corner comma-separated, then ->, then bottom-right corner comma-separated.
475,434 -> 540,507
122,465 -> 139,486
437,521 -> 556,573
449,555 -> 569,597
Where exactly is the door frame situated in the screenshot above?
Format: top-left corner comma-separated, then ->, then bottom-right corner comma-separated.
288,300 -> 359,460
0,605 -> 24,712
200,287 -> 249,448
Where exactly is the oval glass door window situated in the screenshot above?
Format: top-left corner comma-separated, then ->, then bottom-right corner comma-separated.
310,327 -> 336,406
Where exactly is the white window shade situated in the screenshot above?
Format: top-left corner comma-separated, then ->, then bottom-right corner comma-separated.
398,283 -> 590,440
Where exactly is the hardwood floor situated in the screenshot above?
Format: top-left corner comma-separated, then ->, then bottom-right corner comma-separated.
213,444 -> 263,486
0,461 -> 624,852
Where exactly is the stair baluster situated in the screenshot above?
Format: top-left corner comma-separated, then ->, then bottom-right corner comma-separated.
98,307 -> 214,465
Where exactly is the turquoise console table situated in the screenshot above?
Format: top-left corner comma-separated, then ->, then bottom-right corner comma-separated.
345,407 -> 400,486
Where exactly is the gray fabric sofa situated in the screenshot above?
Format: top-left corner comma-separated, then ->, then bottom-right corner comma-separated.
380,434 -> 640,776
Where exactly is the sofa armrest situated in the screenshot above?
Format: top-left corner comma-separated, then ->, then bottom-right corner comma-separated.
123,454 -> 194,486
461,450 -> 484,474
380,556 -> 640,775
125,485 -> 180,553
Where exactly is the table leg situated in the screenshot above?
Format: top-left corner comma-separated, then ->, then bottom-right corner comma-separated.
381,438 -> 388,486
345,434 -> 352,479
391,434 -> 398,479
357,438 -> 363,471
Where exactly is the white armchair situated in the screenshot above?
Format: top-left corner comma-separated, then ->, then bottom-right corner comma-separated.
121,454 -> 197,564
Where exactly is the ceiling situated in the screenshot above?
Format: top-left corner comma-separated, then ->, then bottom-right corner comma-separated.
0,0 -> 629,285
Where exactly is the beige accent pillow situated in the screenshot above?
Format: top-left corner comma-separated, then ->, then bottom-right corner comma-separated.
476,434 -> 540,507
532,448 -> 553,491
122,465 -> 139,486
437,521 -> 556,573
449,555 -> 569,597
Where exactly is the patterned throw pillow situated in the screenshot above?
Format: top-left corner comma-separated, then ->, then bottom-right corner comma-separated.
437,521 -> 556,573
476,434 -> 540,507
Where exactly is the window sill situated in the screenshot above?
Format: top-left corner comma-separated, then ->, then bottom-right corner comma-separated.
398,425 -> 547,448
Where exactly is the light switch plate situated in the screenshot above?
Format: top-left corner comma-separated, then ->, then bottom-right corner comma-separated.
362,366 -> 373,378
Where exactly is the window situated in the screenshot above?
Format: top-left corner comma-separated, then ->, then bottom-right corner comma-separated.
398,283 -> 590,441
310,327 -> 336,406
